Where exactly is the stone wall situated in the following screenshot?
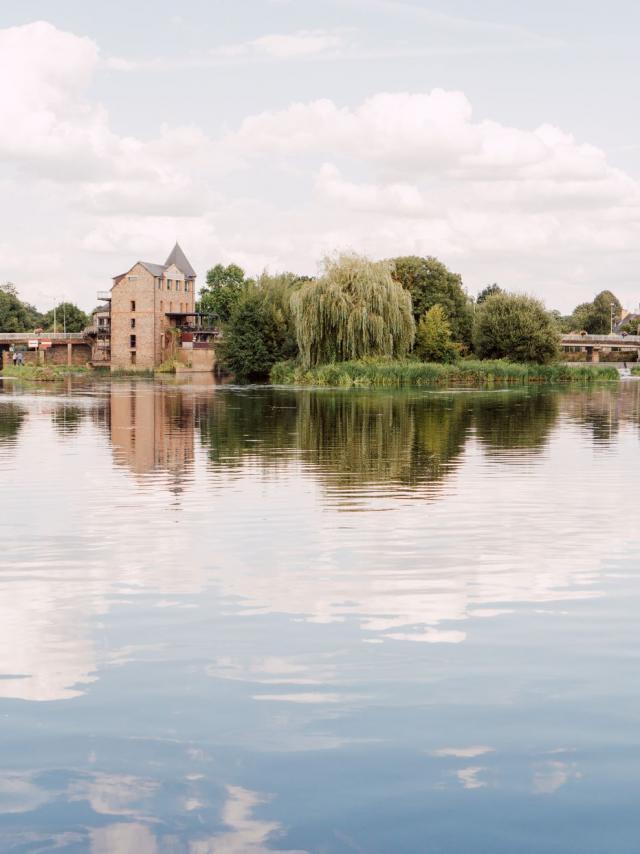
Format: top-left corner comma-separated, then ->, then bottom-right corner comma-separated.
176,347 -> 216,372
111,263 -> 157,370
2,343 -> 91,367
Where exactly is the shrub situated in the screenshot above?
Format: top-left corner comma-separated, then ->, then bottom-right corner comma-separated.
473,292 -> 560,364
414,305 -> 458,363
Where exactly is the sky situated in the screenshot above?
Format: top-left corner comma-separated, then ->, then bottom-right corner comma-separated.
2,0 -> 640,312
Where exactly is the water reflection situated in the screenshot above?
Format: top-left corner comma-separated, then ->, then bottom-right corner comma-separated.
197,387 -> 561,499
1,381 -> 639,704
109,383 -> 195,478
51,404 -> 85,436
2,379 -> 640,850
0,402 -> 25,444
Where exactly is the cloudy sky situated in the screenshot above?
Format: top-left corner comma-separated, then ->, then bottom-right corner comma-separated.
2,0 -> 640,312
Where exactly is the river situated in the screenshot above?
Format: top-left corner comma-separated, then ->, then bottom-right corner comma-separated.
0,377 -> 639,852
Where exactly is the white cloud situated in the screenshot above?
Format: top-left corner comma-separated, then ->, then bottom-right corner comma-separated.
3,21 -> 640,312
207,28 -> 352,62
248,29 -> 349,58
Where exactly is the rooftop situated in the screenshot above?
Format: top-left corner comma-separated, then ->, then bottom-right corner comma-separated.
115,243 -> 196,281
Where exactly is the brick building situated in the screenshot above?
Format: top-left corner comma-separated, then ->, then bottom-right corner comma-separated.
107,243 -> 197,370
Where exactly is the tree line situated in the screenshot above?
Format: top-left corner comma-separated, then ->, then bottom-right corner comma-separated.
1,257 -> 630,370
0,282 -> 89,333
200,254 -> 624,379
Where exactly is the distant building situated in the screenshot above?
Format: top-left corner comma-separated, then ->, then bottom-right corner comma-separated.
615,308 -> 640,334
107,242 -> 197,370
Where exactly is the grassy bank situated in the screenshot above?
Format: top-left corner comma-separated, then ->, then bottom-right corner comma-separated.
1,364 -> 91,382
271,358 -> 620,387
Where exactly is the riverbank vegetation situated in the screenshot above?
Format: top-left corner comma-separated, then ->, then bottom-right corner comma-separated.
271,358 -> 619,387
2,364 -> 91,381
203,251 -> 621,386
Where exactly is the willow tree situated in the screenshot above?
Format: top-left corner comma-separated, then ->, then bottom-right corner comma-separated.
291,254 -> 415,367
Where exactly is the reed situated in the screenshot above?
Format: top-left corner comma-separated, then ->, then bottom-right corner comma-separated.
270,358 -> 619,387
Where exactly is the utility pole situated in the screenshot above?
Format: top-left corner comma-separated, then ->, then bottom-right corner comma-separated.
611,302 -> 615,335
53,302 -> 57,334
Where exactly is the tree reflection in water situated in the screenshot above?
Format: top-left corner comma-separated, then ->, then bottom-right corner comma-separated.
197,387 -> 561,500
51,405 -> 85,436
0,402 -> 26,445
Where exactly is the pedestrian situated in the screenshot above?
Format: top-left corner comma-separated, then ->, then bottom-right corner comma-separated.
12,349 -> 17,366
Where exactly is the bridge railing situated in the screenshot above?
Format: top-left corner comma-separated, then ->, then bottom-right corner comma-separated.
561,334 -> 640,344
0,332 -> 86,341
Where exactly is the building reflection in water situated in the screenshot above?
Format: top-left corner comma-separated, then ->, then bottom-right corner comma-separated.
109,382 -> 195,480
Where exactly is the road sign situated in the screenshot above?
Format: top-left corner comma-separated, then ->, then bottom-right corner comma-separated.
39,341 -> 52,350
28,340 -> 38,349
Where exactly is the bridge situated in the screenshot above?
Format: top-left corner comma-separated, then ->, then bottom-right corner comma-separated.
0,332 -> 91,367
560,333 -> 640,362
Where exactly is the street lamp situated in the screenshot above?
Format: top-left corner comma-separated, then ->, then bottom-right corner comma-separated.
611,302 -> 616,335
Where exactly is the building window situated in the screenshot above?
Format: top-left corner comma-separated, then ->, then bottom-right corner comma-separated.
131,352 -> 136,365
160,300 -> 164,312
176,281 -> 181,292
157,279 -> 161,290
169,302 -> 173,313
130,300 -> 136,312
127,275 -> 138,281
130,334 -> 136,349
185,282 -> 190,292
130,318 -> 136,329
167,280 -> 172,290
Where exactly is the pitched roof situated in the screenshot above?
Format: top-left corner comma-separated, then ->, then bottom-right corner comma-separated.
140,262 -> 167,277
165,242 -> 196,278
113,246 -> 196,285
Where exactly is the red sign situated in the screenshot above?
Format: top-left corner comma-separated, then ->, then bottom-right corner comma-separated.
39,341 -> 52,350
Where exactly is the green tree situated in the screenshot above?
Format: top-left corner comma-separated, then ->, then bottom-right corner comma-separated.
476,283 -> 503,304
0,284 -> 43,332
392,256 -> 473,346
292,254 -> 415,368
568,290 -> 622,334
198,263 -> 247,322
414,304 -> 458,363
473,292 -> 559,364
221,272 -> 301,380
223,290 -> 292,380
43,302 -> 89,333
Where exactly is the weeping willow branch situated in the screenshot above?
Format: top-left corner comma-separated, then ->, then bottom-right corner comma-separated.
291,254 -> 415,368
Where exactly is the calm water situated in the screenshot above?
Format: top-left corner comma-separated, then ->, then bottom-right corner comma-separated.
1,377 -> 640,853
